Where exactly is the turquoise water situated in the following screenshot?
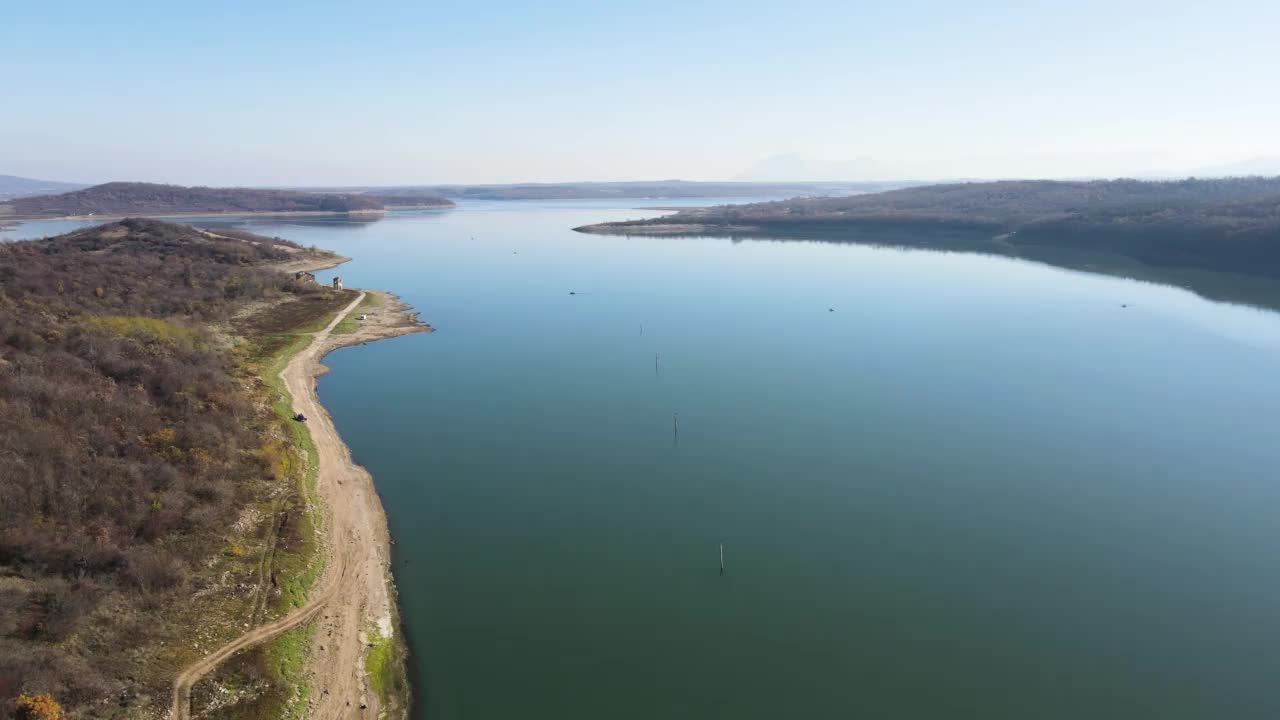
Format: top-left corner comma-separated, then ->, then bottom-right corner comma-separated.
12,203 -> 1280,717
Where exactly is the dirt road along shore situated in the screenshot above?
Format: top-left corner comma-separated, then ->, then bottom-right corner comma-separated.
171,290 -> 428,719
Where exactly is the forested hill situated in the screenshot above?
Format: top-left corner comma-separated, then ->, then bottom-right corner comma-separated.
576,177 -> 1280,278
1,181 -> 454,219
0,219 -> 353,717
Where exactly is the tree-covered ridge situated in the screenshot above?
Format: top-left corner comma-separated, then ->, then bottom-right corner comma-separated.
1,181 -> 453,219
0,219 -> 343,716
590,177 -> 1280,226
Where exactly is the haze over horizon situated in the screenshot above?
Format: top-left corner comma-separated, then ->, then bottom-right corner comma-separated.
5,0 -> 1279,187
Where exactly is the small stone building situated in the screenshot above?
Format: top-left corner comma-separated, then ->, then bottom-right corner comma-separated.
332,276 -> 343,290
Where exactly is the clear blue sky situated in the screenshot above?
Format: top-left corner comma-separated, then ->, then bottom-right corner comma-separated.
4,0 -> 1278,185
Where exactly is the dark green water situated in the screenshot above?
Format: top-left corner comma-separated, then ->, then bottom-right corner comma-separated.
13,203 -> 1280,718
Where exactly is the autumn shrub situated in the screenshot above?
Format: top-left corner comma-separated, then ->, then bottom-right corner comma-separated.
14,693 -> 62,720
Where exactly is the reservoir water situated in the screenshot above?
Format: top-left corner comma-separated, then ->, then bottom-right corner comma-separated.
10,202 -> 1280,718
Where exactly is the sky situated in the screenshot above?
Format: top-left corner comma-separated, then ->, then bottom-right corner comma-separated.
3,0 -> 1279,186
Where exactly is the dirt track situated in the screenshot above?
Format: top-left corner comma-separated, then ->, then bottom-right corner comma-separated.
171,290 -> 428,719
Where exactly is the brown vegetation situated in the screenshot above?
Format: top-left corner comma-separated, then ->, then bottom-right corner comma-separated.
0,219 -> 345,717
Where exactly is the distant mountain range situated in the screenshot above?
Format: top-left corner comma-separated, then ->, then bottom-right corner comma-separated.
0,174 -> 90,200
0,182 -> 454,219
417,180 -> 915,200
1189,156 -> 1280,178
305,180 -> 918,201
734,153 -> 1280,183
733,154 -> 903,182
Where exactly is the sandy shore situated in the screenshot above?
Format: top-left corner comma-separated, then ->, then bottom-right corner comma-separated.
272,254 -> 353,275
172,288 -> 429,719
298,291 -> 428,719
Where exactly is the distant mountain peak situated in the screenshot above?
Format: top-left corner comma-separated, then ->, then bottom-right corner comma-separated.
734,153 -> 899,182
0,174 -> 90,200
1188,155 -> 1280,178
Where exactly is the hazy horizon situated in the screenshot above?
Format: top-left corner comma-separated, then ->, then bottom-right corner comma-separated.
5,0 -> 1279,186
14,165 -> 1280,191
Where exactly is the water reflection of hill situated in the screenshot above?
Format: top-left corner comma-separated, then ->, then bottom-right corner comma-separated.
623,226 -> 1280,314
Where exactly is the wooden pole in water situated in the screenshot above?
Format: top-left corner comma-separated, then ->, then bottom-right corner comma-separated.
673,412 -> 679,445
719,542 -> 725,576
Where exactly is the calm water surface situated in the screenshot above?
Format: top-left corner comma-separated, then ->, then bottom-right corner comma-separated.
11,201 -> 1280,718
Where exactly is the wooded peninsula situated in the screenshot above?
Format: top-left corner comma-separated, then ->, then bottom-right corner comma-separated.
0,219 -> 414,719
1,182 -> 454,220
576,177 -> 1280,281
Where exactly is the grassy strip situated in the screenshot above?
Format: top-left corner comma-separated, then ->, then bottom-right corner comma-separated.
364,572 -> 411,718
208,295 -> 350,717
364,629 -> 395,697
262,625 -> 317,720
264,335 -> 321,497
364,624 -> 409,716
332,292 -> 381,335
240,332 -> 327,612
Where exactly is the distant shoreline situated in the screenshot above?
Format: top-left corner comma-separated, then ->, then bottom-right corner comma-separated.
576,221 -> 760,235
1,181 -> 457,221
2,207 -> 458,223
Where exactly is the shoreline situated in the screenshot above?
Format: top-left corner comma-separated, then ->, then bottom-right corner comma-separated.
1,205 -> 454,223
208,228 -> 354,276
299,290 -> 428,719
173,282 -> 428,719
574,221 -> 758,235
269,253 -> 352,275
266,249 -> 354,276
